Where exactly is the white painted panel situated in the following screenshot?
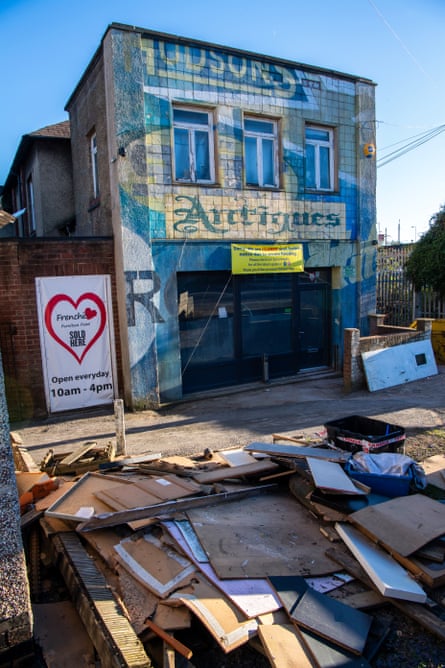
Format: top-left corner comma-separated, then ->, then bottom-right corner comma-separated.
362,340 -> 438,392
335,522 -> 427,603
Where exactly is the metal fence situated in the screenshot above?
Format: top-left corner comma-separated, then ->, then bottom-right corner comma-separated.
377,243 -> 445,326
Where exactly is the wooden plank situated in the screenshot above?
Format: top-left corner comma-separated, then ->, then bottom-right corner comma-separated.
192,459 -> 280,484
307,458 -> 366,495
78,484 -> 277,532
245,442 -> 349,462
257,624 -> 313,668
59,442 -> 97,466
144,619 -> 193,660
349,494 -> 445,557
272,433 -> 306,443
335,522 -> 427,603
361,339 -> 438,391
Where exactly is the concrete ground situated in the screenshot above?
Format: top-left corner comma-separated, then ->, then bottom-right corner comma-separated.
11,368 -> 445,467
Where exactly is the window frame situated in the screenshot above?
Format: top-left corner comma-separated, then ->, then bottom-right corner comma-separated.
243,115 -> 280,189
172,105 -> 215,184
305,124 -> 336,192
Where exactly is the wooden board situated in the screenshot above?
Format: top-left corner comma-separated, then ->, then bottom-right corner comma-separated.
95,484 -> 161,510
245,442 -> 349,462
219,448 -> 259,466
134,474 -> 202,500
113,533 -> 196,598
45,472 -> 127,521
362,339 -> 438,391
78,484 -> 277,532
257,624 -> 313,668
307,458 -> 366,495
349,494 -> 445,557
268,575 -> 372,655
187,490 -> 338,579
192,459 -> 280,484
169,575 -> 258,653
335,522 -> 427,603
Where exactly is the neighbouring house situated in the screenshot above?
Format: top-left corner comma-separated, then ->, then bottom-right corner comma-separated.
0,23 -> 377,415
1,121 -> 75,238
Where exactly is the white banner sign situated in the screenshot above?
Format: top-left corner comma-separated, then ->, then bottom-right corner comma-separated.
36,275 -> 117,413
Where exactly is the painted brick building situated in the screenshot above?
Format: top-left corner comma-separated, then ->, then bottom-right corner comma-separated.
67,24 -> 376,409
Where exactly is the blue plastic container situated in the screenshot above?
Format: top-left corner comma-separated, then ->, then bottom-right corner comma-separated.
344,461 -> 412,497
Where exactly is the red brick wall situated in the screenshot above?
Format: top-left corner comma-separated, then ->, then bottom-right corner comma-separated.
0,238 -> 121,419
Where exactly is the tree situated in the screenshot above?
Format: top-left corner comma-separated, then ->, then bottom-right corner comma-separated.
405,205 -> 445,296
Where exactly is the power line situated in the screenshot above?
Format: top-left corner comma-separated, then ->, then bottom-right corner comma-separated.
377,124 -> 445,168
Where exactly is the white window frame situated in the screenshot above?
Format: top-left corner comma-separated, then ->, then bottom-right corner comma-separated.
305,124 -> 335,192
90,132 -> 99,198
243,116 -> 279,188
172,106 -> 215,184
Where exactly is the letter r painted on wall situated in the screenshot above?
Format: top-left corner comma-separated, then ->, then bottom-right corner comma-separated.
125,270 -> 165,326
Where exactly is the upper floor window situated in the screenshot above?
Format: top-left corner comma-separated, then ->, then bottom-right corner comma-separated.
305,125 -> 335,191
90,132 -> 100,198
244,117 -> 279,188
173,107 -> 214,183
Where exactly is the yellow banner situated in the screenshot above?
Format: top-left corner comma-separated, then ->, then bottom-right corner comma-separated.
231,244 -> 304,274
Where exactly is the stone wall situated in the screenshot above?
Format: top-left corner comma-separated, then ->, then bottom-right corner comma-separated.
0,352 -> 33,655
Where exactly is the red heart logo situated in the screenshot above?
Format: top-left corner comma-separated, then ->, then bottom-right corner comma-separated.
44,292 -> 107,364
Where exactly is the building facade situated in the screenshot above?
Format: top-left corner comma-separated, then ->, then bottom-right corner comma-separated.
66,23 -> 377,409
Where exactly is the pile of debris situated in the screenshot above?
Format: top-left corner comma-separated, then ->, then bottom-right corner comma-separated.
16,419 -> 445,667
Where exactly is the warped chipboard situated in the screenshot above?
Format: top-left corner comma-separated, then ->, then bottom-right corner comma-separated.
170,575 -> 258,653
113,533 -> 196,598
162,519 -> 281,618
335,522 -> 427,603
361,339 -> 438,392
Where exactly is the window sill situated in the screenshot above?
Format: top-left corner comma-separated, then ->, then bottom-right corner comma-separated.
173,181 -> 220,187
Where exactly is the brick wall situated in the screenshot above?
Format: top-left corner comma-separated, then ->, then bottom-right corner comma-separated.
0,238 -> 121,419
344,315 -> 433,392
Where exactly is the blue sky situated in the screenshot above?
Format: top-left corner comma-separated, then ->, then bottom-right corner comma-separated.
1,0 -> 444,242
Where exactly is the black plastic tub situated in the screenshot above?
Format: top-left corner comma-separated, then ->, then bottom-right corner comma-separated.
325,415 -> 405,454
